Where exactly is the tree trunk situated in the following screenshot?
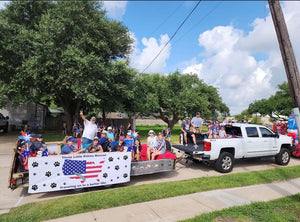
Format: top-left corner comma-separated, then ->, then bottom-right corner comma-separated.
74,100 -> 81,122
60,98 -> 75,135
102,108 -> 106,124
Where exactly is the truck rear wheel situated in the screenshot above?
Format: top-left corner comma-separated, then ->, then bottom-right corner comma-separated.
215,152 -> 234,173
275,148 -> 290,166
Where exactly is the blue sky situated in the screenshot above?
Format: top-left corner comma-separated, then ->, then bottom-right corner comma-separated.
103,1 -> 300,115
122,1 -> 266,73
1,1 -> 299,115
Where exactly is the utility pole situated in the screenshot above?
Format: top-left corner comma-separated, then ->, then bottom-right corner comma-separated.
268,0 -> 300,128
268,0 -> 300,107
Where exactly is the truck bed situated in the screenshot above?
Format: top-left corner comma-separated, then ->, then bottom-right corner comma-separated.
172,143 -> 204,155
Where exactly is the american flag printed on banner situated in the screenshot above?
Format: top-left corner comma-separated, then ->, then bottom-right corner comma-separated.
28,152 -> 131,193
62,159 -> 105,182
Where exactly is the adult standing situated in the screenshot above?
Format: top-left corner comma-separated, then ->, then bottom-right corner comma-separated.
80,110 -> 98,148
181,117 -> 197,147
191,112 -> 203,133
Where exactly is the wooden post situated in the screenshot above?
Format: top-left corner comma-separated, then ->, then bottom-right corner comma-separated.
268,0 -> 300,108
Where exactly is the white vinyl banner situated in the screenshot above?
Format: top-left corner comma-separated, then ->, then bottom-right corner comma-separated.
28,152 -> 131,193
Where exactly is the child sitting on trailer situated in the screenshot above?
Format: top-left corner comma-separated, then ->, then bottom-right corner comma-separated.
151,133 -> 166,160
17,141 -> 29,171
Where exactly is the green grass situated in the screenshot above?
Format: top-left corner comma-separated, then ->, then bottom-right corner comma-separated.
40,130 -> 65,142
181,194 -> 300,222
1,165 -> 300,222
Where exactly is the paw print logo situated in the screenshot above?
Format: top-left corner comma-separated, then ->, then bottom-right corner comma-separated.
115,165 -> 119,170
123,155 -> 128,160
50,183 -> 57,188
103,173 -> 108,178
123,173 -> 128,178
45,171 -> 52,177
54,161 -> 60,167
32,162 -> 39,167
108,157 -> 113,162
32,184 -> 38,191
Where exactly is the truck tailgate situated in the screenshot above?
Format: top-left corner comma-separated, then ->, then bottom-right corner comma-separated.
172,144 -> 204,155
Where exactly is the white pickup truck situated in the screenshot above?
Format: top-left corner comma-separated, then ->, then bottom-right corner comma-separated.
173,123 -> 293,173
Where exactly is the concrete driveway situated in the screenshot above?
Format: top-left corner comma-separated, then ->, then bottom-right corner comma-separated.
0,133 -> 299,214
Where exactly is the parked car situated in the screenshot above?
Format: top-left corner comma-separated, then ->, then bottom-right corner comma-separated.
0,113 -> 9,133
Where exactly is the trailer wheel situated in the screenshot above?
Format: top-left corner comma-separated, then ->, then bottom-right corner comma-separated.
275,148 -> 290,166
215,152 -> 234,173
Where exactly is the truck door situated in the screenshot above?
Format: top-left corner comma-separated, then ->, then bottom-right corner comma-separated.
245,126 -> 263,157
259,127 -> 278,155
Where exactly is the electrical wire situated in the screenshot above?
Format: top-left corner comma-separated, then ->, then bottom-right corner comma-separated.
141,0 -> 202,74
173,1 -> 223,45
148,1 -> 185,37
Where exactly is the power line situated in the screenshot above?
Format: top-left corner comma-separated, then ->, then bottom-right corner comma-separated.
141,0 -> 202,74
173,1 -> 223,45
148,1 -> 184,37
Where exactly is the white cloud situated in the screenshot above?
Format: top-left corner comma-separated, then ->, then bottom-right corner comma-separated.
0,1 -> 10,10
129,33 -> 171,74
102,1 -> 127,20
183,2 -> 300,115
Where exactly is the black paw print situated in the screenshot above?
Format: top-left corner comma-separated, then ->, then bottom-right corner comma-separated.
123,173 -> 128,178
50,183 -> 57,188
45,171 -> 51,177
32,162 -> 38,167
109,157 -> 113,162
54,161 -> 60,167
123,155 -> 128,160
32,184 -> 38,191
103,173 -> 108,178
115,165 -> 119,170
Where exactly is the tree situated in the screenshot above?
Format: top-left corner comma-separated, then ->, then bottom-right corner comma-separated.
0,2 -> 55,105
234,109 -> 252,122
0,1 -> 134,132
134,71 -> 229,129
248,82 -> 293,120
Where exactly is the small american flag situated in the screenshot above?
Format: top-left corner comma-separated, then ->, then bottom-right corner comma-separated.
62,159 -> 104,181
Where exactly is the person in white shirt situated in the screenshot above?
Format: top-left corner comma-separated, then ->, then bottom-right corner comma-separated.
80,110 -> 98,148
191,112 -> 203,133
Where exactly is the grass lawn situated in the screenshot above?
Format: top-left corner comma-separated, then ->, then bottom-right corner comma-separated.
0,165 -> 300,222
181,193 -> 300,222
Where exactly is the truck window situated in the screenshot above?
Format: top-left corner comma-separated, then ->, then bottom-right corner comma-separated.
225,126 -> 242,137
246,127 -> 259,137
259,127 -> 273,137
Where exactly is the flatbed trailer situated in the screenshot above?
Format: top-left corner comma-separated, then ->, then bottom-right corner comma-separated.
8,141 -> 176,193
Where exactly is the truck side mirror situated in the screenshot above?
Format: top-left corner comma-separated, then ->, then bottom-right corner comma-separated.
5,116 -> 9,120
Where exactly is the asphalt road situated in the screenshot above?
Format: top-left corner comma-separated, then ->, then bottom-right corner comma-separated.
0,132 -> 299,215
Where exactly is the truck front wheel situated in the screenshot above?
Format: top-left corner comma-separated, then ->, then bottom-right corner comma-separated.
215,152 -> 234,173
275,148 -> 290,166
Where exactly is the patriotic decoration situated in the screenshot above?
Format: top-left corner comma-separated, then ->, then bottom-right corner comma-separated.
18,131 -> 35,151
28,152 -> 131,193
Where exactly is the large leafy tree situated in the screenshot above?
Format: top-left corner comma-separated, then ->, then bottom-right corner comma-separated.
134,71 -> 229,129
0,1 -> 134,132
248,82 -> 293,120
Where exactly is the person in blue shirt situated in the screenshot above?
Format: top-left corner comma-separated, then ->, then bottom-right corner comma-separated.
208,120 -> 221,139
106,126 -> 115,141
61,137 -> 83,155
